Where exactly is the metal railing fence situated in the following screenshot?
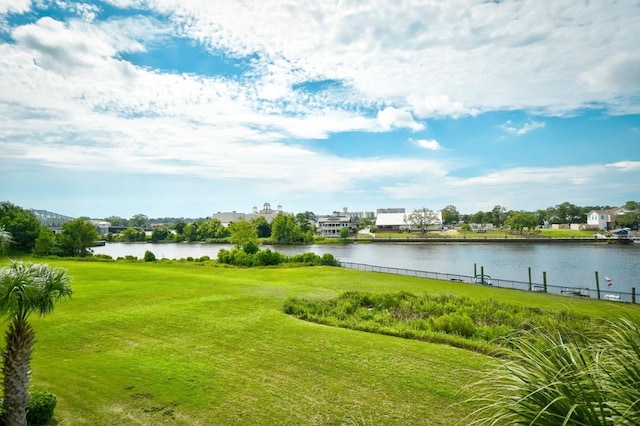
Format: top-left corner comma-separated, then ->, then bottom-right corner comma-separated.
340,262 -> 636,304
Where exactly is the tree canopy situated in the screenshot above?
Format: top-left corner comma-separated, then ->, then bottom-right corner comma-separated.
56,218 -> 99,257
0,202 -> 41,253
408,208 -> 440,234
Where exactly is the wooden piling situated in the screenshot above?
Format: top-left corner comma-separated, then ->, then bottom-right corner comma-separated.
543,271 -> 547,293
595,271 -> 601,300
528,267 -> 532,291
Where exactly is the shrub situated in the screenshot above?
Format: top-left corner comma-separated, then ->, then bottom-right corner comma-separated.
0,391 -> 57,425
143,250 -> 156,262
321,253 -> 340,266
26,391 -> 57,425
243,241 -> 259,255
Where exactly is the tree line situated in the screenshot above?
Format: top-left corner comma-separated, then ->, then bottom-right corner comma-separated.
440,201 -> 640,229
2,200 -> 639,257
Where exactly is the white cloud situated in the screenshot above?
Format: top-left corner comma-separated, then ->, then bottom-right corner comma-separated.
378,163 -> 640,213
413,139 -> 442,151
499,120 -> 546,136
0,0 -> 31,15
408,95 -> 479,119
376,107 -> 424,132
606,161 -> 640,171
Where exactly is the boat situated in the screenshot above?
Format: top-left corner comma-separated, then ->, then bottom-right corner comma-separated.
603,294 -> 621,302
473,274 -> 492,286
560,287 -> 590,297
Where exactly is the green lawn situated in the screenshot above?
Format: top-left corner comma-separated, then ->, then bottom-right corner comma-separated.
4,259 -> 639,425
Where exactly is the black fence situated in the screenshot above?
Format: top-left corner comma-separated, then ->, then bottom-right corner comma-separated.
339,262 -> 637,304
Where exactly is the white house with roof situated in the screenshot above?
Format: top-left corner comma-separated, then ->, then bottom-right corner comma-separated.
586,207 -> 627,230
375,208 -> 411,232
316,214 -> 356,237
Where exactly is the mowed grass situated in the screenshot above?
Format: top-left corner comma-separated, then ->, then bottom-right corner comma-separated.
5,259 -> 639,425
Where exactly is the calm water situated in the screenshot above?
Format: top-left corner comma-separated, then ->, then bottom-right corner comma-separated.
93,242 -> 640,294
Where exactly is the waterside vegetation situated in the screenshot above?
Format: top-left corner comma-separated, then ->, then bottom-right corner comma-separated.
0,258 -> 637,425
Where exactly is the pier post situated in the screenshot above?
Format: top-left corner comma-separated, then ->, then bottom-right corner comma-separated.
528,267 -> 532,291
543,271 -> 547,293
474,263 -> 477,277
633,288 -> 636,304
481,266 -> 484,285
595,271 -> 601,300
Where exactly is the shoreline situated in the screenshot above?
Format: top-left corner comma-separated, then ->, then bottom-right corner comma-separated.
355,237 -> 634,244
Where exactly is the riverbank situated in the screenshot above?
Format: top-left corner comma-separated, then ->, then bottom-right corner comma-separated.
358,237 -> 633,244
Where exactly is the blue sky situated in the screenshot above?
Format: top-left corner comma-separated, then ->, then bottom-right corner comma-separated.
1,0 -> 639,219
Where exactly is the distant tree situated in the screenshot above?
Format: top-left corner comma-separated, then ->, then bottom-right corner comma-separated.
229,220 -> 258,249
617,211 -> 640,229
295,213 -> 313,233
120,227 -> 146,243
173,221 -> 187,235
197,218 -> 229,240
182,223 -> 199,242
0,261 -> 72,425
441,205 -> 460,226
549,202 -> 583,224
339,226 -> 351,241
359,217 -> 373,229
34,227 -> 57,256
505,212 -> 538,233
623,200 -> 640,211
408,208 -> 440,234
0,226 -> 13,257
57,218 -> 99,257
104,216 -> 128,227
0,202 -> 42,253
150,227 -> 170,243
491,205 -> 507,227
129,214 -> 149,228
271,214 -> 302,244
470,211 -> 489,225
251,216 -> 271,238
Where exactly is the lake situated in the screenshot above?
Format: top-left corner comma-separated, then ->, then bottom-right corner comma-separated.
93,241 -> 640,296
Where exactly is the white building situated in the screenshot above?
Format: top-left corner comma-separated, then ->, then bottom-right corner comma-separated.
211,203 -> 290,226
316,214 -> 356,237
586,208 -> 627,230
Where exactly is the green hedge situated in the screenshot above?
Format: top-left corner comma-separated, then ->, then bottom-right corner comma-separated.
0,391 -> 57,425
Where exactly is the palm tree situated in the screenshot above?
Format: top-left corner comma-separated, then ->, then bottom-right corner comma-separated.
0,261 -> 72,426
0,226 -> 12,256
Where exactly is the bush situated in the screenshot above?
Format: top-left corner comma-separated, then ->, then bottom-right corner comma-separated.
27,391 -> 57,425
0,391 -> 57,425
143,250 -> 156,262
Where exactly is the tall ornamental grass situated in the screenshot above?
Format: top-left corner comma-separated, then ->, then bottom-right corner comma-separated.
466,317 -> 640,425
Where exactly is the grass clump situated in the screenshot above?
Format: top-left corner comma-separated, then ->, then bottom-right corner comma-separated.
465,316 -> 640,425
283,291 -> 602,355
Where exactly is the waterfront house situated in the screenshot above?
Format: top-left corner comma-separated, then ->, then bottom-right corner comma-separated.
586,207 -> 627,230
316,214 -> 356,237
375,208 -> 410,232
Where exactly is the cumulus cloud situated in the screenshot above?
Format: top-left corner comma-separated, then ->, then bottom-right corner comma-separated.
0,0 -> 31,15
413,139 -> 442,151
376,107 -> 424,132
499,120 -> 546,136
0,1 -> 639,215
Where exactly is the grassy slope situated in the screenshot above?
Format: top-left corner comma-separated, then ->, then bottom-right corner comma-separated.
9,260 -> 640,425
